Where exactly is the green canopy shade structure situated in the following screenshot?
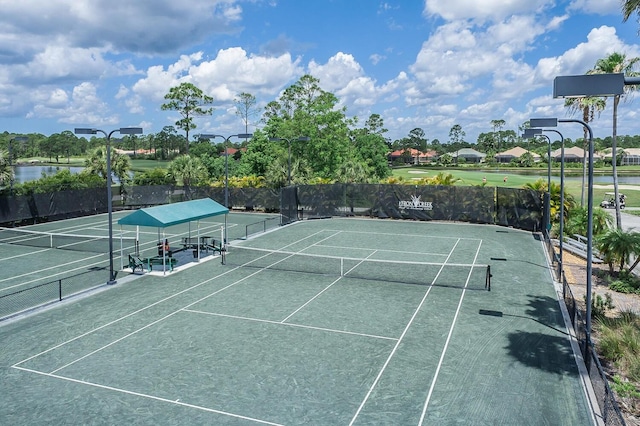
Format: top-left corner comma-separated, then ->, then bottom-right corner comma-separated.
118,198 -> 229,275
118,198 -> 228,228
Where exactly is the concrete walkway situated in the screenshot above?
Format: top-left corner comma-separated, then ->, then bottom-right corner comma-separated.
619,208 -> 640,232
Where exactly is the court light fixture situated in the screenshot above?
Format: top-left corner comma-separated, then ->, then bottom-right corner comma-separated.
529,115 -> 595,356
74,127 -> 144,285
521,128 -> 552,232
198,133 -> 253,246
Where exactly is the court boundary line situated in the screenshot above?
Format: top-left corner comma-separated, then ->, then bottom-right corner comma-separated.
13,228 -> 332,369
11,365 -> 283,426
0,221 -> 229,292
182,309 -> 399,341
278,248 -> 379,323
418,239 -> 483,425
322,227 -> 483,241
539,237 -> 602,425
12,231 -> 332,371
348,238 -> 462,426
10,228 -> 339,423
314,243 -> 450,258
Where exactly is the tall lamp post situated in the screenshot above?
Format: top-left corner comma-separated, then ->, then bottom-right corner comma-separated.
8,136 -> 28,194
523,128 -> 566,277
269,136 -> 310,186
531,117 -> 594,357
522,128 -> 552,232
548,72 -> 640,367
545,129 -> 566,278
199,133 -> 252,245
74,127 -> 143,285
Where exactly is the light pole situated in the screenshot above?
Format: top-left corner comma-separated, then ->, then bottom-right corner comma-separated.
199,133 -> 252,245
74,127 -> 143,285
523,128 -> 566,275
531,117 -> 594,356
545,129 -> 565,279
548,73 -> 640,367
269,136 -> 310,186
8,136 -> 28,194
522,128 -> 552,232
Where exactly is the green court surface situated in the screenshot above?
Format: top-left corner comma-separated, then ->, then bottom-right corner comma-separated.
0,217 -> 594,425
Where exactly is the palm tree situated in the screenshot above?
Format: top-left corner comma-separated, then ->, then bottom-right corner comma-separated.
427,172 -> 460,185
590,52 -> 640,229
564,96 -> 606,207
622,0 -> 640,25
336,159 -> 370,183
84,147 -> 131,182
565,206 -> 613,239
167,155 -> 208,199
523,179 -> 576,226
596,228 -> 640,274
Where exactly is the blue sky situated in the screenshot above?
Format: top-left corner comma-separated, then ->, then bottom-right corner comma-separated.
1,0 -> 640,144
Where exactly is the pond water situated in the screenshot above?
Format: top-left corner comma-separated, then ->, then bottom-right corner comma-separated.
564,175 -> 640,185
14,165 -> 84,183
13,165 -> 130,184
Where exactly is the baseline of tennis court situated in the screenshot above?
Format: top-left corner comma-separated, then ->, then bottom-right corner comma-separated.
1,218 -> 594,425
0,211 -> 279,319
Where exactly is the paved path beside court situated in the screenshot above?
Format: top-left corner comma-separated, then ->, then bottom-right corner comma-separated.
563,208 -> 640,315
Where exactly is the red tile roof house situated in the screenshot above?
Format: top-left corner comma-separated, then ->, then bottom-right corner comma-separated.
388,148 -> 438,165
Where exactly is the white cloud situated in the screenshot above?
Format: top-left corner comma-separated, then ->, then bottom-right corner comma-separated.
569,0 -> 620,15
308,53 -> 366,92
533,26 -> 639,84
424,0 -> 552,22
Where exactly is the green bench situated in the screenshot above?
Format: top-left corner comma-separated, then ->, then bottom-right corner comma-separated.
128,254 -> 146,274
145,256 -> 177,271
129,254 -> 177,272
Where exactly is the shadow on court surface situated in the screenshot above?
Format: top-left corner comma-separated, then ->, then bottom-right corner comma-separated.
0,218 -> 595,425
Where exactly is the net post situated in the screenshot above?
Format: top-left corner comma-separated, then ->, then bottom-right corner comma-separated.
485,265 -> 491,291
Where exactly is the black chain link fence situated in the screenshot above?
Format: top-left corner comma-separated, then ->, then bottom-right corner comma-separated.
0,266 -> 109,321
544,230 -> 626,425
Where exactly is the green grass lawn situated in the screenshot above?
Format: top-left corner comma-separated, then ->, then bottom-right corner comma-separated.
129,158 -> 170,172
393,166 -> 640,208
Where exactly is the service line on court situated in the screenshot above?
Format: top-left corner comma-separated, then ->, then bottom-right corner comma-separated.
182,309 -> 398,341
12,228 -> 333,370
11,366 -> 283,426
417,239 -> 484,426
12,228 -> 339,422
323,228 -> 483,241
348,238 -> 462,426
316,243 -> 449,258
279,247 -> 377,324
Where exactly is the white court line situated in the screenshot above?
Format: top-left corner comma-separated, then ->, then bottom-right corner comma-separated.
0,252 -> 110,290
279,248 -> 378,324
183,309 -> 398,341
417,240 -> 484,426
317,244 -> 449,257
322,228 -> 483,241
348,238 -> 462,426
45,231 -> 344,374
0,246 -> 49,261
11,366 -> 282,426
12,229 -> 331,368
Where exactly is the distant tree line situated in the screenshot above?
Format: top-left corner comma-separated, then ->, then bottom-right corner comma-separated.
3,73 -> 640,196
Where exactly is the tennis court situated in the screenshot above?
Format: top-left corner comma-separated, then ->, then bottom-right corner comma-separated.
0,216 -> 594,425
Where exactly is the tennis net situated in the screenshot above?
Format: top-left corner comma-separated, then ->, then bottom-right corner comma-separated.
0,227 -> 136,254
223,246 -> 491,291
